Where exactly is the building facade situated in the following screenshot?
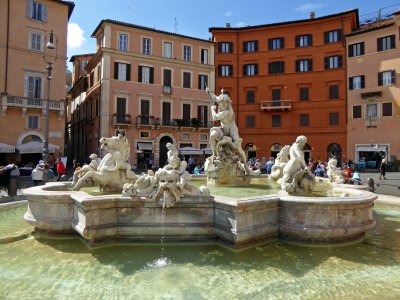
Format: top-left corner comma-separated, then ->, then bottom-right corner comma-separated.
346,12 -> 400,166
67,20 -> 215,168
209,10 -> 359,165
0,0 -> 74,165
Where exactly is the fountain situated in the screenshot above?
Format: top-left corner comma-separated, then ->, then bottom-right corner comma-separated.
22,89 -> 377,248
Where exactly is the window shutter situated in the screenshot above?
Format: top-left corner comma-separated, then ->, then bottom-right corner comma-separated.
338,55 -> 343,67
198,75 -> 202,89
229,42 -> 233,53
361,75 -> 365,88
26,0 -> 32,18
349,77 -> 353,90
243,65 -> 246,76
378,72 -> 383,86
377,38 -> 382,51
325,57 -> 329,69
391,35 -> 396,49
268,62 -> 272,74
229,65 -> 233,76
114,62 -> 118,79
254,64 -> 258,75
295,60 -> 300,72
309,59 -> 313,71
254,41 -> 258,51
281,62 -> 285,73
243,42 -> 246,52
309,34 -> 313,46
268,39 -> 272,50
126,64 -> 131,81
360,42 -> 365,55
391,70 -> 396,84
337,29 -> 342,41
348,45 -> 353,57
218,43 -> 222,53
150,67 -> 154,83
281,38 -> 285,49
218,65 -> 222,76
295,35 -> 300,47
138,66 -> 143,83
42,4 -> 48,22
324,32 -> 329,43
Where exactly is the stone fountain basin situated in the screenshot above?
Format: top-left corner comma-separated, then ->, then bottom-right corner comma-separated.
23,182 -> 377,248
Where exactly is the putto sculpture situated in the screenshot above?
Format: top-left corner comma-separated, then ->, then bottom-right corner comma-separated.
204,88 -> 256,185
270,145 -> 290,181
326,157 -> 345,184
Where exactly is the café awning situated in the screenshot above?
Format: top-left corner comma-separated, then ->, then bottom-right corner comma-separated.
178,147 -> 204,155
137,142 -> 153,151
356,145 -> 387,152
17,141 -> 60,154
0,143 -> 15,153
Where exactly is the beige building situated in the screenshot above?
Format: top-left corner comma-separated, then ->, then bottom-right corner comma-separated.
0,0 -> 74,165
67,20 -> 215,168
346,12 -> 400,168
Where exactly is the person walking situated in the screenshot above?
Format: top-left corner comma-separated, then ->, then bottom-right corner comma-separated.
56,158 -> 66,181
31,164 -> 45,186
379,158 -> 387,180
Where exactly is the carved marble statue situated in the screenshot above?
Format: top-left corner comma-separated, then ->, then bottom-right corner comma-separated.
327,157 -> 345,184
71,153 -> 101,187
71,130 -> 138,191
204,88 -> 254,184
270,145 -> 290,181
278,135 -> 315,193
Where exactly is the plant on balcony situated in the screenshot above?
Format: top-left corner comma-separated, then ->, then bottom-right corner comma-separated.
191,118 -> 201,130
173,118 -> 185,130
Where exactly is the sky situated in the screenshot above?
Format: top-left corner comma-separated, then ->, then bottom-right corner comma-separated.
67,0 -> 400,69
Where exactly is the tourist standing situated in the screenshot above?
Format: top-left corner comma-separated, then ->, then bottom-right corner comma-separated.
379,158 -> 387,180
31,164 -> 45,186
56,159 -> 66,181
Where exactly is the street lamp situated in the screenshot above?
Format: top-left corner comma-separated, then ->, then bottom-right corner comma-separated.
42,30 -> 58,164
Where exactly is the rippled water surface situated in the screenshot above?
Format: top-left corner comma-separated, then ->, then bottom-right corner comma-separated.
1,202 -> 400,299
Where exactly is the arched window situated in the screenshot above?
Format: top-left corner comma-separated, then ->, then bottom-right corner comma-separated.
270,143 -> 282,158
327,143 -> 342,166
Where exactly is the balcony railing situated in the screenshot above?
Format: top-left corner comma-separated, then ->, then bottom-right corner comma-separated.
260,100 -> 292,111
2,95 -> 64,111
112,114 -> 132,126
135,115 -> 213,129
364,116 -> 380,128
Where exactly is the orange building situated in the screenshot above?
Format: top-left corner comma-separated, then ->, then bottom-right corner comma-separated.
0,0 -> 74,165
209,10 -> 359,165
67,20 -> 215,168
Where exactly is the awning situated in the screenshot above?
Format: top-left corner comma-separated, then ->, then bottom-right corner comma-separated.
200,147 -> 213,155
17,141 -> 60,154
137,142 -> 153,151
356,145 -> 387,152
0,143 -> 15,153
178,147 -> 204,155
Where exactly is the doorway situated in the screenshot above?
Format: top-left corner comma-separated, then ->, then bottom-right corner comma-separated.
159,136 -> 173,167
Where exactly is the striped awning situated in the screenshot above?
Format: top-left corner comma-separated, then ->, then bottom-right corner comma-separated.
17,141 -> 60,154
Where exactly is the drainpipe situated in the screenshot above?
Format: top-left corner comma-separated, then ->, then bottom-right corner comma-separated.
236,29 -> 239,125
4,0 -> 10,93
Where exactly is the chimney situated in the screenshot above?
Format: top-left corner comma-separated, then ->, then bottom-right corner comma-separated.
226,22 -> 231,28
310,11 -> 315,19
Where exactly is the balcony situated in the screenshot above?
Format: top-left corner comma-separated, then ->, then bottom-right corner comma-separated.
364,116 -> 380,128
135,115 -> 213,130
260,100 -> 292,111
1,94 -> 65,118
111,114 -> 132,127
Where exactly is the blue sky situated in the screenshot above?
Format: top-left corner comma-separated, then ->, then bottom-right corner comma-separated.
67,0 -> 400,68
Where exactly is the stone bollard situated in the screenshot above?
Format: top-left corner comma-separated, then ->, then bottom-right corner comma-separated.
367,177 -> 375,193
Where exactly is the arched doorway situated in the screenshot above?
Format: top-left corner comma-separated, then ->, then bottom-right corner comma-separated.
303,143 -> 312,163
270,143 -> 282,158
159,136 -> 173,167
245,143 -> 257,160
327,143 -> 342,166
19,134 -> 43,165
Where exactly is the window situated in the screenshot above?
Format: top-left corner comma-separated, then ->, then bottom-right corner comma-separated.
218,42 -> 233,53
353,105 -> 362,118
272,89 -> 281,107
199,133 -> 208,141
329,112 -> 339,126
140,99 -> 150,124
27,1 -> 47,22
198,105 -> 208,127
181,133 -> 191,140
329,85 -> 339,100
198,74 -> 208,90
183,72 -> 191,88
348,42 -> 364,57
268,61 -> 285,74
162,102 -> 172,125
116,97 -> 126,123
27,76 -> 42,99
243,41 -> 258,52
163,69 -> 172,93
142,38 -> 151,55
349,75 -> 365,90
366,104 -> 377,118
27,115 -> 39,129
200,48 -> 208,64
114,62 -> 131,81
164,42 -> 172,58
89,72 -> 94,88
119,34 -> 128,51
183,45 -> 191,61
272,115 -> 281,127
377,35 -> 395,51
295,34 -> 312,47
138,66 -> 154,84
30,32 -> 41,51
243,64 -> 258,76
218,65 -> 233,77
182,103 -> 191,126
324,30 -> 342,43
246,116 -> 255,128
378,70 -> 395,86
296,59 -> 312,72
382,102 -> 392,117
246,90 -> 255,103
97,64 -> 101,82
268,38 -> 284,50
300,114 -> 309,126
81,60 -> 88,71
325,56 -> 342,69
299,87 -> 309,101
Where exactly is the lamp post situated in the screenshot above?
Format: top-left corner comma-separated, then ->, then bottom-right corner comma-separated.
42,30 -> 58,164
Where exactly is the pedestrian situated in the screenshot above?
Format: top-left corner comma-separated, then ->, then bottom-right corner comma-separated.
379,158 -> 387,180
266,157 -> 274,174
43,164 -> 56,182
56,158 -> 66,181
31,164 -> 45,186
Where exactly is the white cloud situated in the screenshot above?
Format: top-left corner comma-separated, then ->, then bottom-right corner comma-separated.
295,3 -> 323,13
67,23 -> 86,49
224,11 -> 232,17
235,22 -> 247,27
